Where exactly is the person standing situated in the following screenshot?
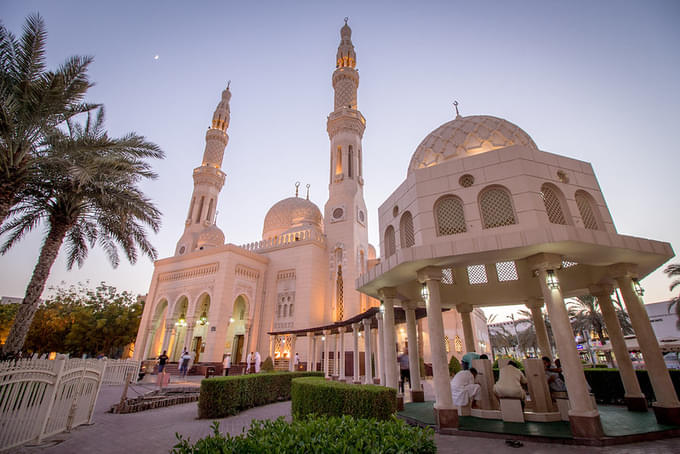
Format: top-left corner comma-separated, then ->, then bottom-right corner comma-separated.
158,350 -> 169,373
223,353 -> 231,376
254,351 -> 262,373
294,352 -> 300,371
179,350 -> 191,378
398,349 -> 410,393
246,352 -> 253,374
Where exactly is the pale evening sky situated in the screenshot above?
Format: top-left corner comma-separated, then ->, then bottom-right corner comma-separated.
1,1 -> 679,321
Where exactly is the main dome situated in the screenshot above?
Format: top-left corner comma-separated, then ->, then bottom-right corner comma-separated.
262,197 -> 323,239
408,115 -> 538,174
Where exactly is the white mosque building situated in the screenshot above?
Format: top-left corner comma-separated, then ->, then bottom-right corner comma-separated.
134,20 -> 680,434
133,21 -> 489,371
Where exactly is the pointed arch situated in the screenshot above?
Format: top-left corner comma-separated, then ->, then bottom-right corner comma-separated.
575,190 -> 601,230
479,185 -> 517,229
399,211 -> 415,247
540,183 -> 569,225
434,195 -> 466,236
384,225 -> 396,257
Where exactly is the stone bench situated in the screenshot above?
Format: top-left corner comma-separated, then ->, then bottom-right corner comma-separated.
457,401 -> 472,416
499,397 -> 525,423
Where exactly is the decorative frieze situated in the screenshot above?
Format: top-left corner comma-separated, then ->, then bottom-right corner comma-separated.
159,263 -> 219,282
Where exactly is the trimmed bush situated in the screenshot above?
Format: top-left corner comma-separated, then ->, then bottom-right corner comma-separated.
173,416 -> 436,454
261,356 -> 274,372
448,355 -> 461,376
198,371 -> 322,418
292,377 -> 397,420
585,368 -> 680,404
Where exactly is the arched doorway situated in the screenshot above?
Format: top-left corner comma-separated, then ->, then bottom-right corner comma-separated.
225,295 -> 248,363
169,296 -> 189,361
147,299 -> 168,359
191,293 -> 211,363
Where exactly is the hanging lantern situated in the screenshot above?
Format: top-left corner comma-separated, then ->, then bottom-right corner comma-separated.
420,283 -> 429,301
199,310 -> 209,325
545,270 -> 560,290
175,311 -> 187,327
632,278 -> 644,296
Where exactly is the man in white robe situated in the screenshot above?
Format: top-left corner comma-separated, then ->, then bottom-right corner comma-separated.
254,351 -> 261,373
246,352 -> 253,374
450,367 -> 481,407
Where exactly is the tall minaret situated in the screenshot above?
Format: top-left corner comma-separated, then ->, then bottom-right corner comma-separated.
175,86 -> 231,255
324,19 -> 370,321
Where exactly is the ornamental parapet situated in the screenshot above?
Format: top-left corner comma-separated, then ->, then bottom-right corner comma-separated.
239,229 -> 326,253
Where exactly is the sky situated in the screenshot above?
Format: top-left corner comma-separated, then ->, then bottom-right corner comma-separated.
1,1 -> 679,322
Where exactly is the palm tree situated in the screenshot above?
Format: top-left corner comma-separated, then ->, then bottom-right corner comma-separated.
1,107 -> 163,353
664,263 -> 680,329
0,14 -> 94,226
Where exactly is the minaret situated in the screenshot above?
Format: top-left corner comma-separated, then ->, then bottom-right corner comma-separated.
175,86 -> 230,255
324,19 -> 370,321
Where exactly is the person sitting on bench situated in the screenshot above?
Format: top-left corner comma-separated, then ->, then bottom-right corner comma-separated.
451,367 -> 481,408
542,356 -> 567,393
493,361 -> 528,408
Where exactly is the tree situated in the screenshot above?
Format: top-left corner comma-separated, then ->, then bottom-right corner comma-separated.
0,14 -> 94,226
664,263 -> 680,329
1,107 -> 163,353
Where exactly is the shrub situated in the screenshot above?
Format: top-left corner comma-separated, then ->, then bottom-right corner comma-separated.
585,368 -> 680,404
173,416 -> 436,454
291,377 -> 397,420
261,356 -> 274,372
448,355 -> 461,376
198,371 -> 322,418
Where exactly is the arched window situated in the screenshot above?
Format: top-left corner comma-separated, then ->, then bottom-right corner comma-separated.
399,211 -> 415,248
206,198 -> 214,222
348,145 -> 353,178
335,147 -> 342,175
277,305 -> 282,318
540,183 -> 567,225
384,225 -> 396,257
289,304 -> 294,317
575,190 -> 600,230
444,335 -> 450,353
358,149 -> 362,177
283,304 -> 288,317
336,265 -> 343,321
434,195 -> 466,236
479,186 -> 517,229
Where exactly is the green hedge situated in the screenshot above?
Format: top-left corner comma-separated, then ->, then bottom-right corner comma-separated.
198,371 -> 323,418
584,369 -> 680,404
291,377 -> 397,420
173,416 -> 436,454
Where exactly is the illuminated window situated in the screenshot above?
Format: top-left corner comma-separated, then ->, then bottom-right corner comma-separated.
335,147 -> 343,175
467,265 -> 488,284
444,335 -> 450,353
454,335 -> 463,353
399,211 -> 415,248
336,265 -> 343,321
435,196 -> 466,236
495,261 -> 518,282
442,268 -> 454,285
479,186 -> 516,229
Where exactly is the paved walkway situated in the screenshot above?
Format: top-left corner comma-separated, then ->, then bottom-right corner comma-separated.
14,379 -> 679,454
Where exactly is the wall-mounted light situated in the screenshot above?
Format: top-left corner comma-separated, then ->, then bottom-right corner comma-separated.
545,270 -> 560,290
321,335 -> 326,341
632,278 -> 644,296
420,283 -> 429,301
229,317 -> 235,323
379,302 -> 385,313
358,332 -> 362,337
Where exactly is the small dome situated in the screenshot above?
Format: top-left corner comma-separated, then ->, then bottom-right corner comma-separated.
197,224 -> 225,249
408,115 -> 537,174
263,197 -> 323,239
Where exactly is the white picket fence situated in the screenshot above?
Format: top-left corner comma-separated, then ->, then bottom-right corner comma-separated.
0,357 -> 106,452
101,359 -> 140,385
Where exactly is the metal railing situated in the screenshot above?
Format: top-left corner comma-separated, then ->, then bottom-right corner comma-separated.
101,359 -> 140,385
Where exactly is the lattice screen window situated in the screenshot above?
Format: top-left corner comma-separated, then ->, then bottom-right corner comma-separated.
562,259 -> 578,268
467,265 -> 488,284
435,196 -> 466,236
480,187 -> 516,228
336,265 -> 344,321
540,184 -> 567,225
442,268 -> 455,285
496,261 -> 519,282
444,335 -> 450,353
384,225 -> 396,257
454,335 -> 463,353
399,211 -> 415,248
575,190 -> 600,230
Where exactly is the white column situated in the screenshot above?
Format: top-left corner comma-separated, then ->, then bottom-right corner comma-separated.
457,303 -> 475,353
184,322 -> 196,352
310,334 -> 318,372
143,327 -> 157,359
339,327 -> 346,381
161,321 -> 175,354
376,312 -> 386,385
404,301 -> 422,396
323,330 -> 330,378
288,334 -> 297,372
352,323 -> 360,383
418,268 -> 454,410
306,333 -> 312,371
379,289 -> 399,390
613,268 -> 680,414
362,318 -> 373,384
526,299 -> 552,360
333,332 -> 339,377
590,284 -> 646,410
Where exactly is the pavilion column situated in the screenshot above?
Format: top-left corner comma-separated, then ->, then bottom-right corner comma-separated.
323,330 -> 330,378
404,301 -> 424,402
143,327 -> 157,359
379,288 -> 399,390
269,335 -> 275,360
352,323 -> 360,383
288,334 -> 297,372
306,334 -> 313,371
530,254 -> 603,439
332,332 -> 339,378
362,318 -> 373,384
418,267 -> 457,428
526,298 -> 552,360
457,303 -> 476,353
376,312 -> 386,385
310,335 -> 318,372
590,284 -> 646,412
338,327 -> 346,381
611,265 -> 680,425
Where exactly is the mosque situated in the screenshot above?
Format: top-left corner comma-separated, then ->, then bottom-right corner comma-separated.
134,21 -> 680,434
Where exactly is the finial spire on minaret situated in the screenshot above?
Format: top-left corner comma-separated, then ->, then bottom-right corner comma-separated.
336,18 -> 356,69
453,100 -> 461,119
211,84 -> 231,132
306,183 -> 310,200
295,181 -> 300,197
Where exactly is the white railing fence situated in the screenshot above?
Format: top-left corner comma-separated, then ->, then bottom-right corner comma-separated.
101,359 -> 140,385
0,357 -> 106,452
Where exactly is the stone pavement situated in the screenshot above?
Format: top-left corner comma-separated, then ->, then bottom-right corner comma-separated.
14,379 -> 679,454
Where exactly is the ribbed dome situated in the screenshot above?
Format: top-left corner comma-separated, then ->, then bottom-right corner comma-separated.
408,115 -> 537,174
262,197 -> 323,239
197,224 -> 225,249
